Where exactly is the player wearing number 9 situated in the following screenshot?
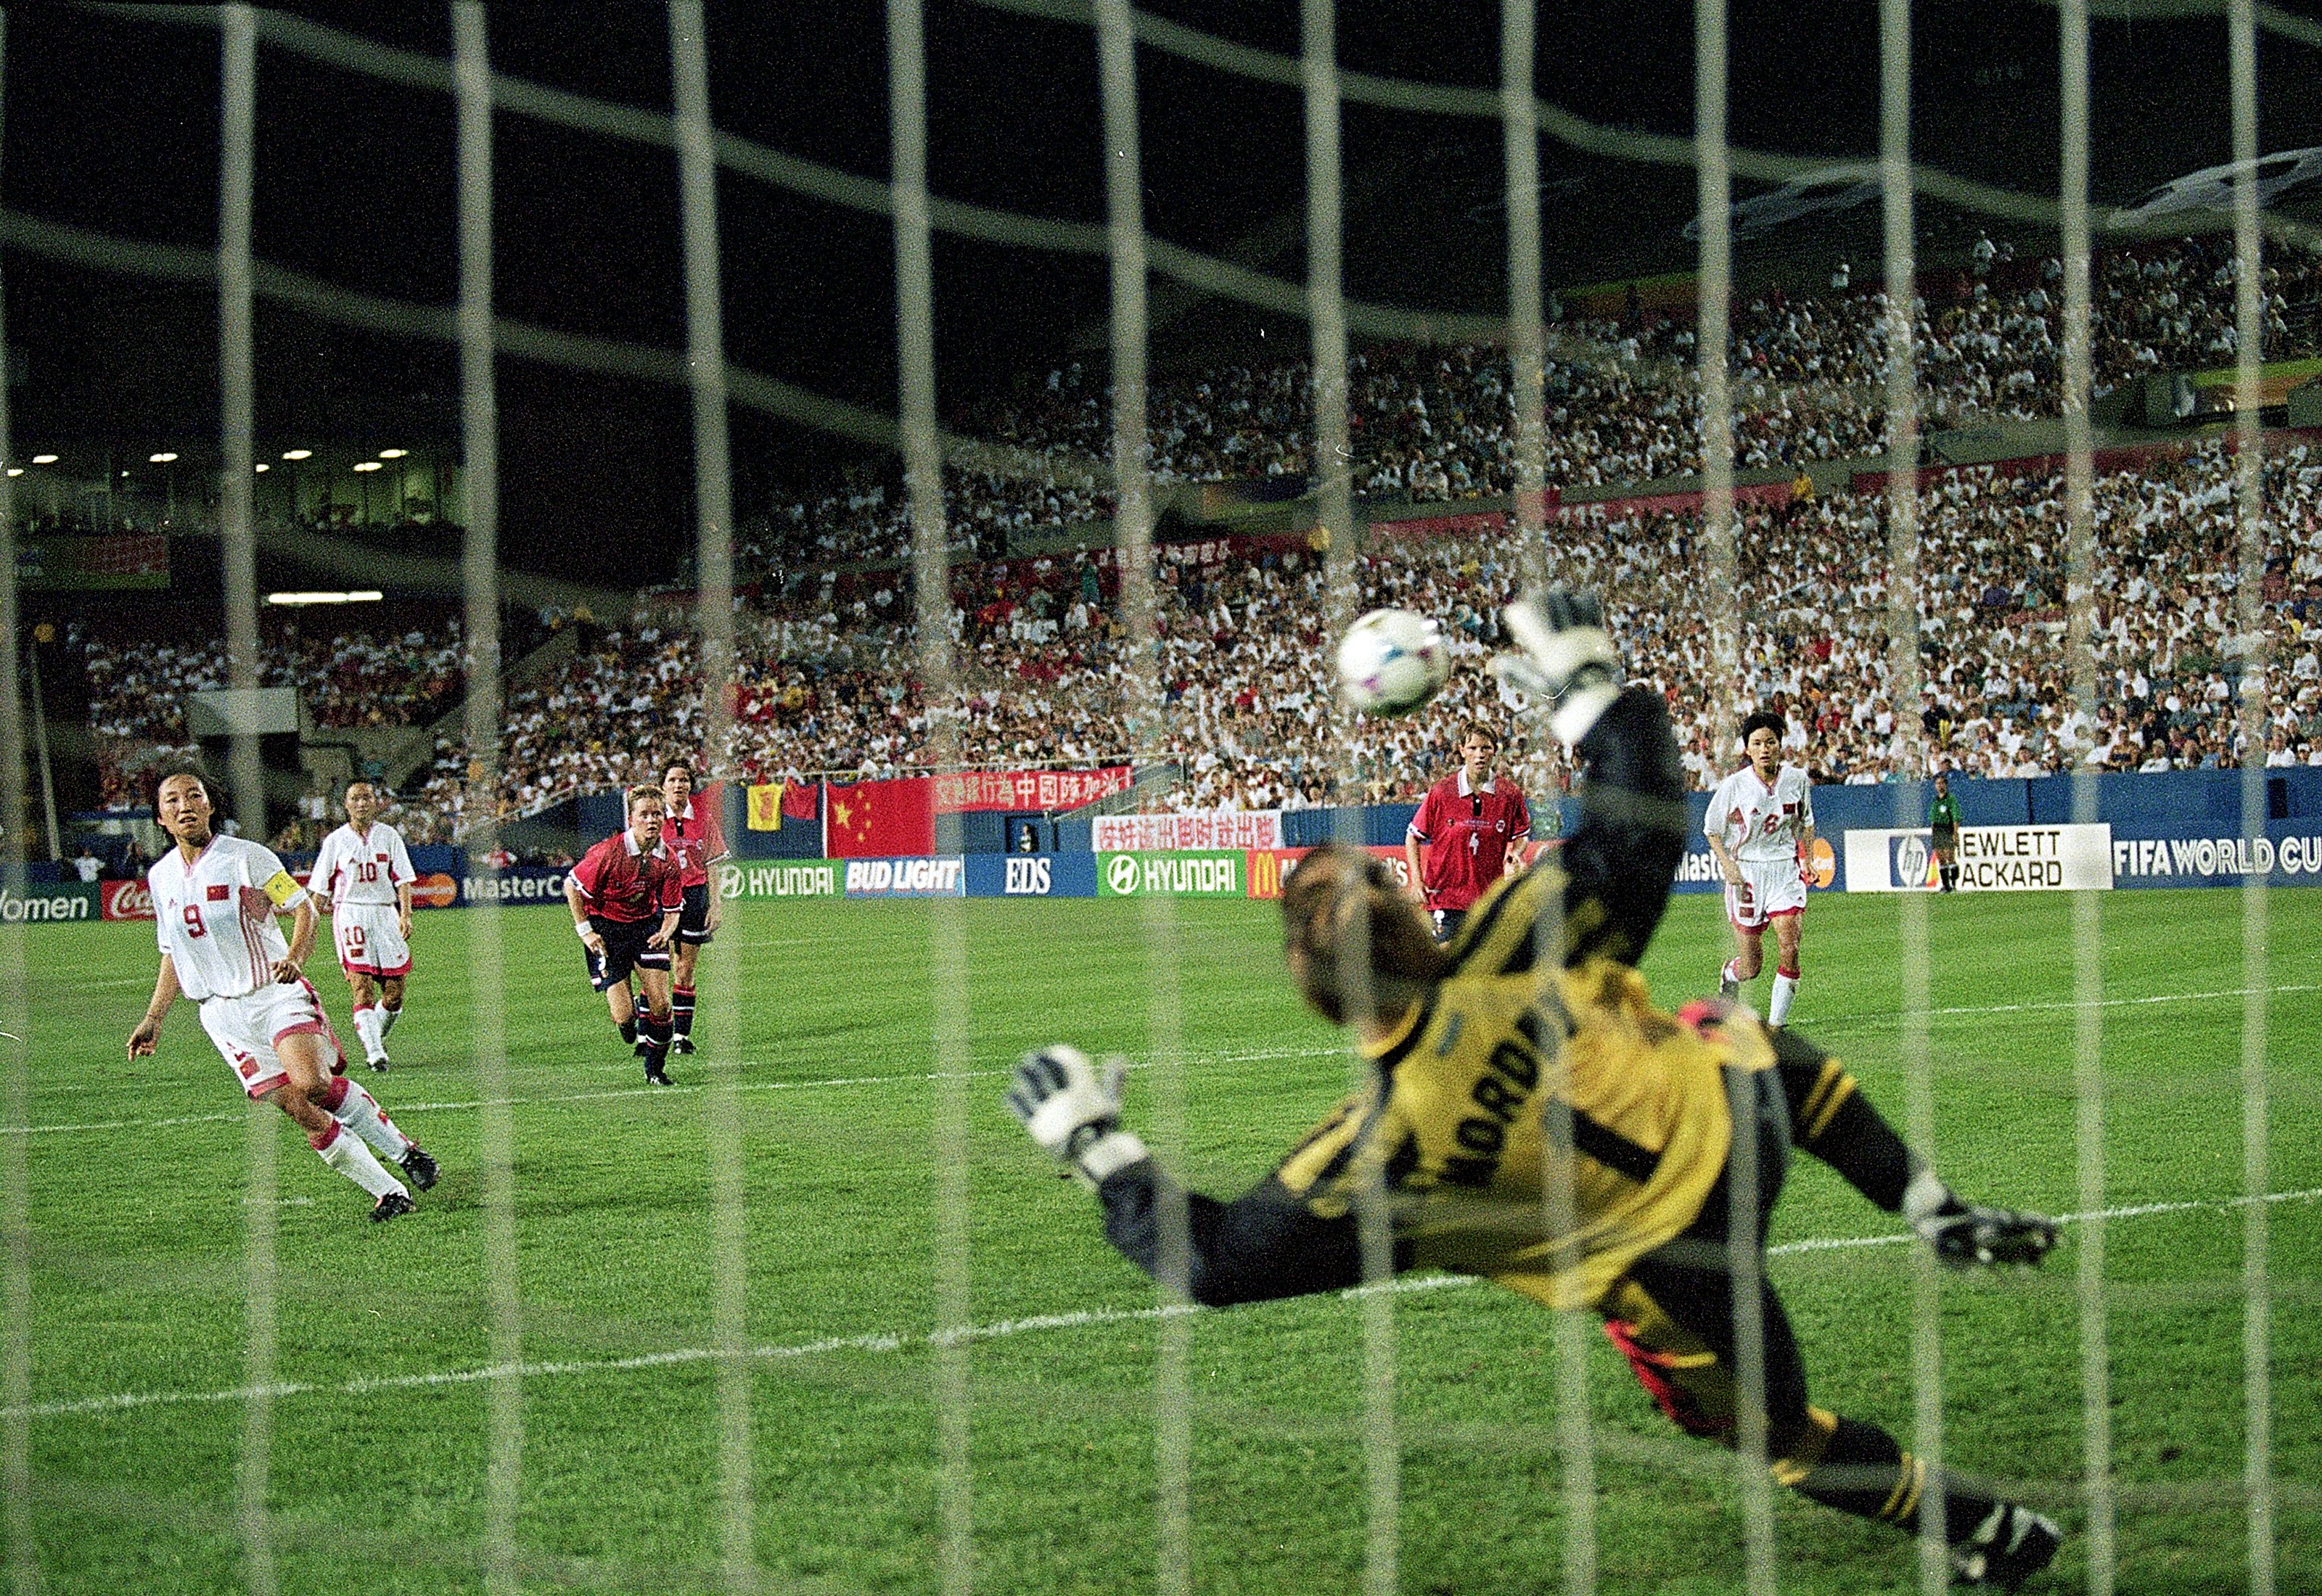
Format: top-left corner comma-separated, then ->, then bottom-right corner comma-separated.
1008,591 -> 2063,1591
126,770 -> 438,1222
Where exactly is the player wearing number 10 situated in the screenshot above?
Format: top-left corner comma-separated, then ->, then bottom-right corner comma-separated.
308,780 -> 417,1071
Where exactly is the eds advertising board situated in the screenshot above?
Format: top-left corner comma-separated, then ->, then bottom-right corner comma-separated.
1845,824 -> 2112,892
963,853 -> 1098,897
1098,850 -> 1244,897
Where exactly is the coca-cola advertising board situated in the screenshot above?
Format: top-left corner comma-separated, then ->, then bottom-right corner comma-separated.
101,879 -> 156,921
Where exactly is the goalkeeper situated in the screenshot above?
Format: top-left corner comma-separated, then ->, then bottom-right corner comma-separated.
1007,591 -> 2064,1592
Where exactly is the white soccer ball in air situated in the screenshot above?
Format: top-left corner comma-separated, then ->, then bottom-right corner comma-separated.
1336,607 -> 1451,717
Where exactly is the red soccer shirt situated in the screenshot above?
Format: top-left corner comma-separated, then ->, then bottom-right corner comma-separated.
664,790 -> 728,889
569,830 -> 684,925
1408,770 -> 1531,911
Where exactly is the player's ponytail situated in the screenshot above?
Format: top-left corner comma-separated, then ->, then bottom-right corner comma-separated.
1281,844 -> 1447,1027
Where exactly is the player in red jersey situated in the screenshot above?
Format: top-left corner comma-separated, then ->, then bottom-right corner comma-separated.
657,760 -> 728,1055
565,784 -> 685,1085
1404,720 -> 1530,942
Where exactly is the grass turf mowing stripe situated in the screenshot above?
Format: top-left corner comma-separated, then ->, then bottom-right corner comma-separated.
12,1184 -> 2313,1424
10,974 -> 2321,1139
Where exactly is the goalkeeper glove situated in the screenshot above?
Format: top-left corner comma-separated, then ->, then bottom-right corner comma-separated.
1490,586 -> 1621,746
1906,1175 -> 2059,1268
1005,1045 -> 1149,1190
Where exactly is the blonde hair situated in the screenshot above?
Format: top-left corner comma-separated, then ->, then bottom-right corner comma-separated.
625,783 -> 666,817
1281,844 -> 1447,1026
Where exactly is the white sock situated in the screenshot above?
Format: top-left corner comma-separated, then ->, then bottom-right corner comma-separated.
353,1005 -> 387,1063
328,1079 -> 413,1161
1722,957 -> 1747,986
314,1122 -> 406,1200
379,1003 -> 402,1037
1768,971 -> 1799,1025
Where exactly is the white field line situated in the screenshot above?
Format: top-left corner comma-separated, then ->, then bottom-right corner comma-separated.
7,1185 -> 2314,1425
10,976 -> 2318,1138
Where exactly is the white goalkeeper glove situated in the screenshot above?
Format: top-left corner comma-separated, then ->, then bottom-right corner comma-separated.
1489,586 -> 1621,747
1006,1045 -> 1149,1190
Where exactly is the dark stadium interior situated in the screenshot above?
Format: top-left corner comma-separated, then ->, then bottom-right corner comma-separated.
6,1 -> 2320,581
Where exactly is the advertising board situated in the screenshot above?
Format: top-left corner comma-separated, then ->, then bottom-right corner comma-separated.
0,884 -> 98,923
1845,824 -> 2112,892
963,854 -> 1098,897
718,860 -> 842,900
1097,851 -> 1244,897
842,857 -> 967,899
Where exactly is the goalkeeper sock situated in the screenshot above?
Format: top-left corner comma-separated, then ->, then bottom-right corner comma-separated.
1789,1412 -> 2004,1542
672,984 -> 695,1040
1768,966 -> 1799,1025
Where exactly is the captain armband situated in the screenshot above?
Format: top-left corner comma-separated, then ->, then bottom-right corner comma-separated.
260,870 -> 305,908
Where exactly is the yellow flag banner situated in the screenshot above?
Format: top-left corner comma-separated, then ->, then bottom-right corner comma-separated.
746,783 -> 784,831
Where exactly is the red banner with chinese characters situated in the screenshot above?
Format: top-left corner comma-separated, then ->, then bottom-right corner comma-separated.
825,778 -> 936,859
932,767 -> 1132,814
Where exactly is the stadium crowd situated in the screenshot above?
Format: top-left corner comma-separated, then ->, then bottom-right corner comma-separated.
378,435 -> 2322,831
83,617 -> 468,809
730,235 -> 2322,572
70,233 -> 2322,831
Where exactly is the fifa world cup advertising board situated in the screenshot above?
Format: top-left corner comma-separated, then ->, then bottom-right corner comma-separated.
1098,850 -> 1244,897
1845,824 -> 2112,892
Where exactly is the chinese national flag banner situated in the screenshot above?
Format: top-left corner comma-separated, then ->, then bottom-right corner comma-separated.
746,783 -> 783,831
782,781 -> 819,820
825,777 -> 935,858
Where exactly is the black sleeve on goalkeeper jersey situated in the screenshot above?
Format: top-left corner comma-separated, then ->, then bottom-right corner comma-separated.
1768,1025 -> 1919,1213
1095,1164 -> 1392,1307
1557,686 -> 1693,968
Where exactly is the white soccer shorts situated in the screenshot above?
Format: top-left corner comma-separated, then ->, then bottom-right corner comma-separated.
1724,855 -> 1808,932
332,902 -> 411,977
198,978 -> 347,1098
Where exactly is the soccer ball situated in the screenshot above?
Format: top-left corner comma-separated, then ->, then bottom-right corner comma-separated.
1336,607 -> 1451,717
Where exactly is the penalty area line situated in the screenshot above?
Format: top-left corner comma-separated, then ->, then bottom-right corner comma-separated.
8,1185 -> 2314,1424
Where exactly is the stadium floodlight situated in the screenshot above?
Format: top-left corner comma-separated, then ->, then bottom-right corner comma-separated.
282,448 -> 312,459
30,453 -> 55,464
353,459 -> 382,472
149,451 -> 179,463
378,447 -> 408,458
264,590 -> 384,605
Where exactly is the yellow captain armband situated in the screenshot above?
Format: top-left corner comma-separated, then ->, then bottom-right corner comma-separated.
261,869 -> 305,908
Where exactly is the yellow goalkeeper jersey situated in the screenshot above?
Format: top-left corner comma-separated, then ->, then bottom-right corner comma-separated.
1272,865 -> 1775,1310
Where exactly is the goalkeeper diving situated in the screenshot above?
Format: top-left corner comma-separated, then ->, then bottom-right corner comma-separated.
1007,591 -> 2064,1592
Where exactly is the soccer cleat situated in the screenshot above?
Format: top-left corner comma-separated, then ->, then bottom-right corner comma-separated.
369,1191 -> 417,1225
369,1054 -> 390,1074
1720,974 -> 1741,999
1950,1503 -> 2061,1590
673,1035 -> 696,1056
399,1144 -> 440,1192
644,1061 -> 673,1087
1916,1200 -> 2060,1269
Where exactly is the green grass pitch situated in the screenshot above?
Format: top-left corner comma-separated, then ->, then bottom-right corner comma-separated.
5,887 -> 2318,1594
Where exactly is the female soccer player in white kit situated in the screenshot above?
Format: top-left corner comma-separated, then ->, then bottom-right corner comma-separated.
1706,709 -> 1816,1027
309,780 -> 416,1071
126,771 -> 438,1221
